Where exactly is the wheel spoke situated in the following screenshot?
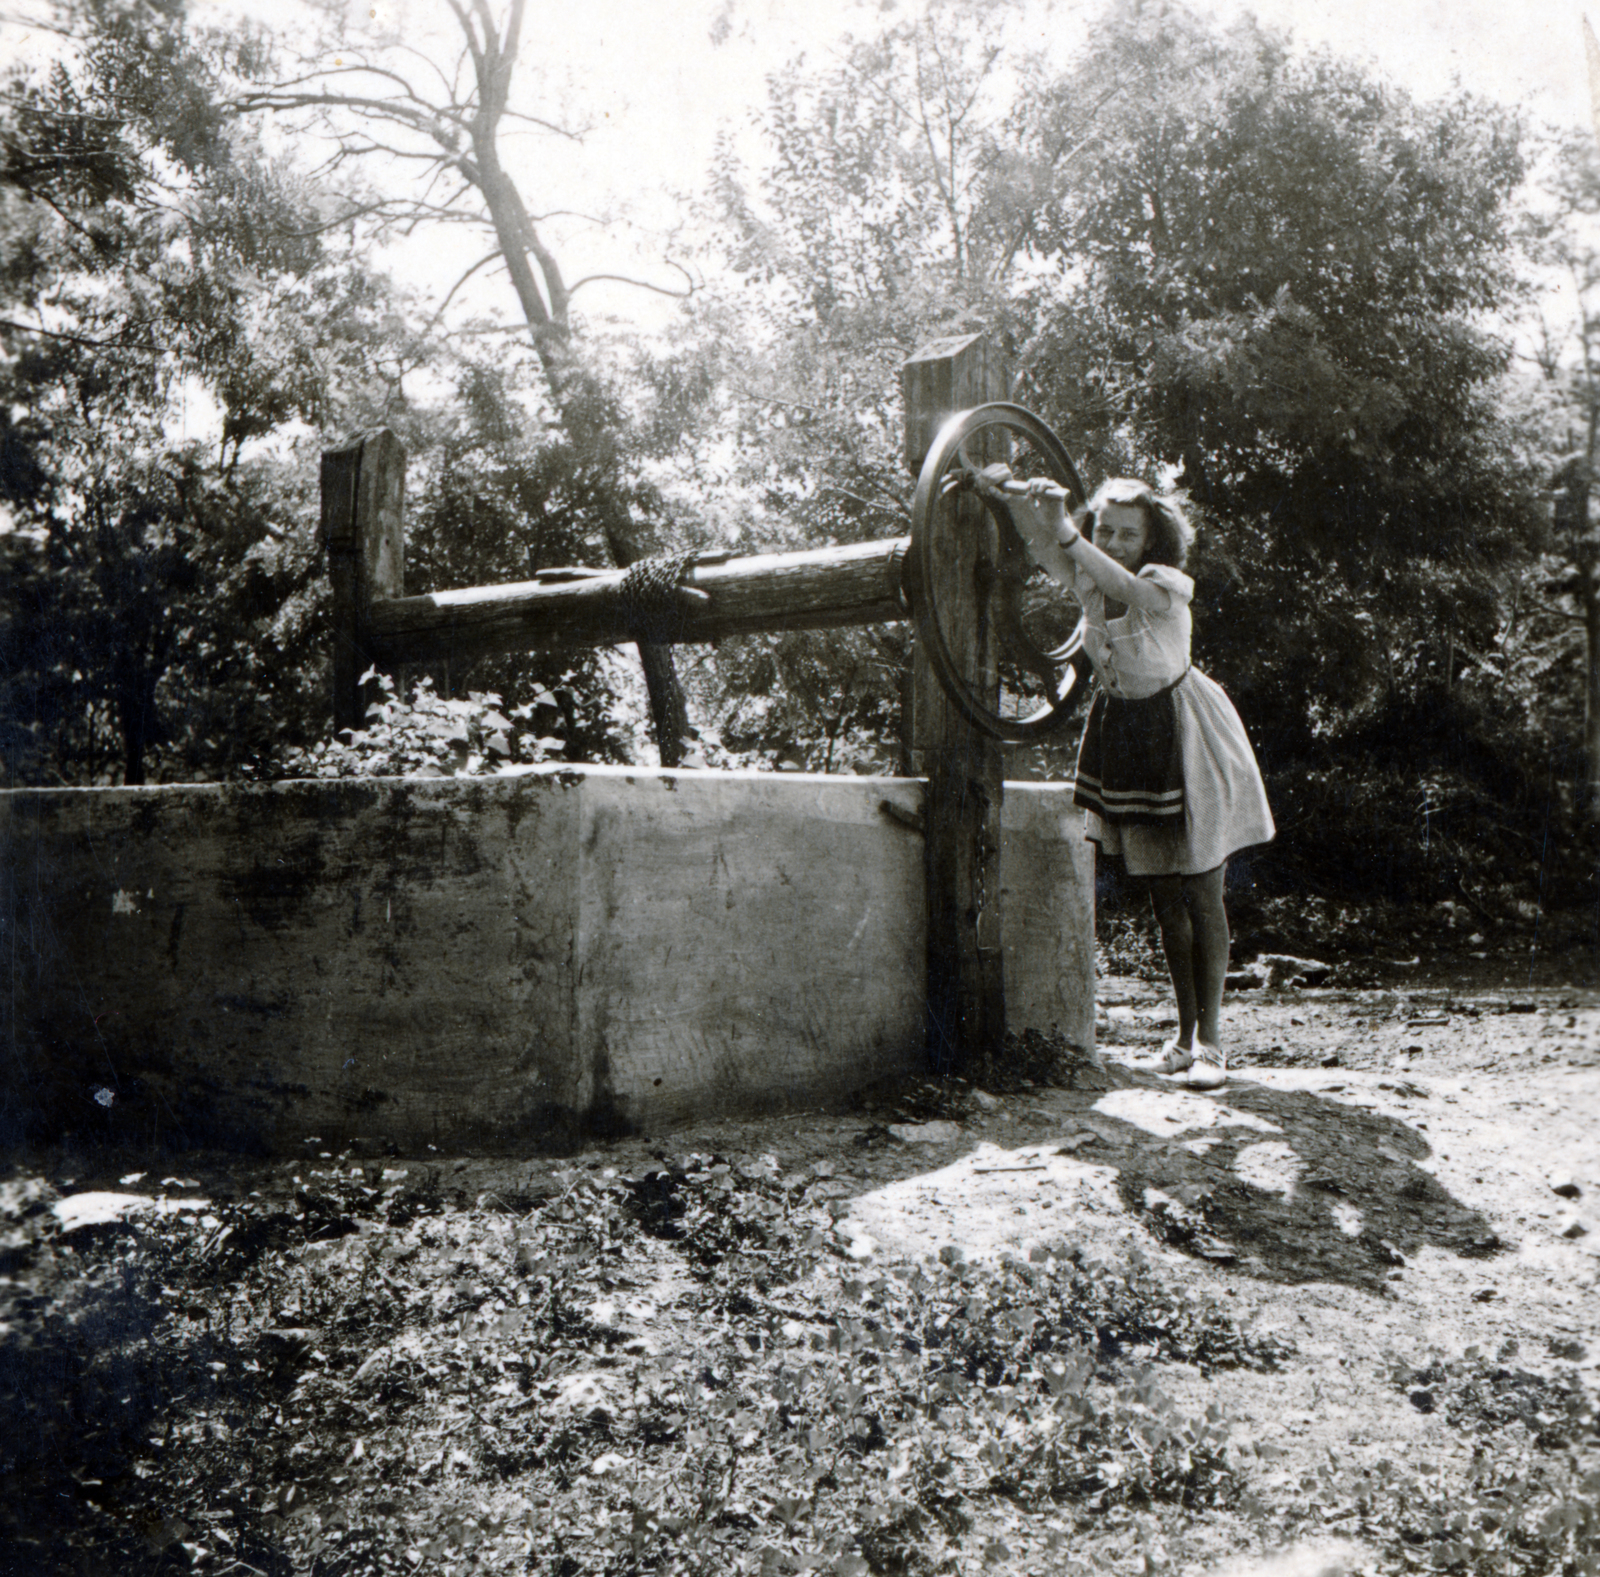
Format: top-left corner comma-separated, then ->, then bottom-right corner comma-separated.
909,403 -> 1091,743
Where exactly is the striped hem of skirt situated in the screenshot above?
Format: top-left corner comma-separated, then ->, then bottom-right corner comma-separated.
1072,773 -> 1185,824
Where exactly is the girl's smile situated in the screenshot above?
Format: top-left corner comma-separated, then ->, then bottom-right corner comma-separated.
1097,502 -> 1151,569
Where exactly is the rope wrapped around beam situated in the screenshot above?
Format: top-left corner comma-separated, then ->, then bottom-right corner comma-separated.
613,552 -> 712,645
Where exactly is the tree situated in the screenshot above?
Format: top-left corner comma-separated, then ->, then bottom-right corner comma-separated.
1526,129 -> 1600,823
1020,0 -> 1538,721
700,0 -> 1095,542
389,350 -> 668,764
688,0 -> 1559,906
671,0 -> 1093,770
995,0 -> 1555,901
232,0 -> 705,763
0,0 -> 407,785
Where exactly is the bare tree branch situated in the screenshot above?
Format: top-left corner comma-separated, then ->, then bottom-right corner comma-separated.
263,198 -> 407,238
237,61 -> 472,122
443,0 -> 488,88
419,249 -> 505,336
386,39 -> 465,105
0,316 -> 154,353
568,267 -> 695,300
229,89 -> 461,148
230,0 -> 696,754
494,108 -> 589,139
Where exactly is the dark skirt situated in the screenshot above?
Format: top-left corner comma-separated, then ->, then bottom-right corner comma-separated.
1072,682 -> 1186,827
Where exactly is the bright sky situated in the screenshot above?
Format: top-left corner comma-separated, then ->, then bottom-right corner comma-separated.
420,0 -> 1600,324
581,0 -> 1596,157
3,0 -> 1596,332
450,0 -> 1600,204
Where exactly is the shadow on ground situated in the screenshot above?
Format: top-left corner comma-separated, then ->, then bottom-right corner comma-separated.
857,1063 -> 1507,1294
1079,1068 -> 1506,1290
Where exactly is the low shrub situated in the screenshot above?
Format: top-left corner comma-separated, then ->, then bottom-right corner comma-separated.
3,1160 -> 1594,1576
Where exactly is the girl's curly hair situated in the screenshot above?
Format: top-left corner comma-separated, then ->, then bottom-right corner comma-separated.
1080,478 -> 1194,570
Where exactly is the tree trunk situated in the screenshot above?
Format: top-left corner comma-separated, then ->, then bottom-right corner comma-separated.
464,48 -> 690,766
1584,566 -> 1600,823
122,730 -> 146,787
116,663 -> 155,786
590,513 -> 690,766
638,642 -> 691,767
1554,452 -> 1600,823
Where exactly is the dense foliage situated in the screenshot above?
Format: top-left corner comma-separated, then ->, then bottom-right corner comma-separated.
1523,131 -> 1600,824
0,0 -> 682,782
0,0 -> 1595,924
0,0 -> 405,783
1017,3 -> 1572,911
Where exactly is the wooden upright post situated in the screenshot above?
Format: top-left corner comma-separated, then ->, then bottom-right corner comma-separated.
323,430 -> 406,734
902,335 -> 1006,1075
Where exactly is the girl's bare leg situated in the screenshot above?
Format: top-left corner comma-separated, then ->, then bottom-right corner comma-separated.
1148,875 -> 1198,1049
1183,864 -> 1230,1048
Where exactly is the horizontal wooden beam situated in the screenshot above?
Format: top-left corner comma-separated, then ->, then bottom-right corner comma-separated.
365,537 -> 911,667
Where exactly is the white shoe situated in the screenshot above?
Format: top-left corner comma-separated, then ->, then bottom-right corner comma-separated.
1186,1043 -> 1226,1090
1155,1039 -> 1194,1075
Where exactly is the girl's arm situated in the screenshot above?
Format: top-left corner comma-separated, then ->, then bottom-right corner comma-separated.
1004,481 -> 1171,613
1002,483 -> 1078,584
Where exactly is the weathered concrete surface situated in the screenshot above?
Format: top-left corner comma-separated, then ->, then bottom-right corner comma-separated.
3,777 -> 587,1153
999,783 -> 1097,1044
1,769 -> 1092,1153
574,773 -> 923,1131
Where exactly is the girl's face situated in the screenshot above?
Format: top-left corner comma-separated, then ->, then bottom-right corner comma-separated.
1096,502 -> 1151,570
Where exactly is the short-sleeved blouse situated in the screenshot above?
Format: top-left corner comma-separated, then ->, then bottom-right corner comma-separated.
1075,563 -> 1193,700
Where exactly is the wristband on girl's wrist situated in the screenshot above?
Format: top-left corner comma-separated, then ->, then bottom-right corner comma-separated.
1059,528 -> 1081,549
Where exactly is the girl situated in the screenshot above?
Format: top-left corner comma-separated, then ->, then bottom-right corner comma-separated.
1006,477 -> 1274,1089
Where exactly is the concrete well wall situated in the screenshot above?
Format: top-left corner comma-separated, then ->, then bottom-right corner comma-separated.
1,768 -> 1093,1154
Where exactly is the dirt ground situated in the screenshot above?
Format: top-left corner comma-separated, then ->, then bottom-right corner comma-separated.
22,962 -> 1600,1575
474,967 -> 1599,1570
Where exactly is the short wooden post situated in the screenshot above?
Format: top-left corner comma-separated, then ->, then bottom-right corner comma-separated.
323,429 -> 406,734
902,334 -> 1006,1075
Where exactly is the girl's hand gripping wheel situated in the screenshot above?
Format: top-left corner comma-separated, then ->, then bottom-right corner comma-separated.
906,402 -> 1094,743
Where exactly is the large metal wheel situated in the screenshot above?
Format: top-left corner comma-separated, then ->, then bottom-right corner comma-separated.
908,402 -> 1092,742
